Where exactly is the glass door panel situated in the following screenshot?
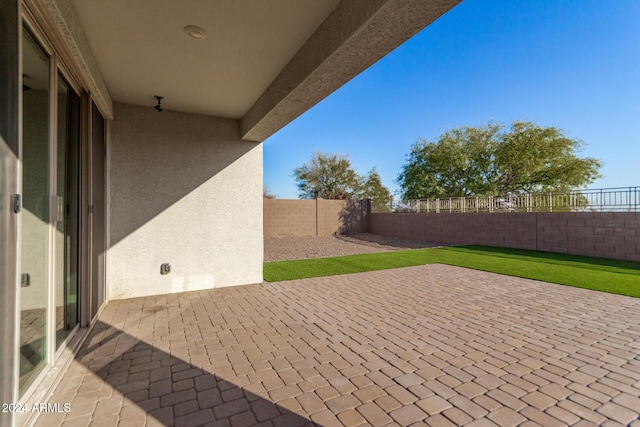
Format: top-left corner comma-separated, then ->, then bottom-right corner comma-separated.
20,27 -> 50,393
91,102 -> 105,319
1,0 -> 20,418
55,74 -> 80,347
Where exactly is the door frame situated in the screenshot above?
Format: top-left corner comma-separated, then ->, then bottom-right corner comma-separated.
17,1 -> 97,405
0,0 -> 21,423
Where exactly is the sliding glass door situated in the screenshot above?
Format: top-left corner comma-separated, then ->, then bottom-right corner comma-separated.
0,1 -> 20,417
91,102 -> 106,320
20,27 -> 51,392
55,74 -> 80,347
20,25 -> 81,393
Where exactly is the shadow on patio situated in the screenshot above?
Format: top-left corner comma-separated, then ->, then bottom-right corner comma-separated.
35,265 -> 640,426
46,321 -> 312,427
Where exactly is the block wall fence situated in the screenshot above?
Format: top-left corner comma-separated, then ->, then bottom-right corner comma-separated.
263,199 -> 369,237
369,211 -> 640,261
263,199 -> 639,261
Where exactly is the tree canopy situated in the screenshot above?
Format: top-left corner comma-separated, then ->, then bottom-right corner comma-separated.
294,151 -> 392,204
358,167 -> 393,208
263,187 -> 276,199
397,121 -> 602,199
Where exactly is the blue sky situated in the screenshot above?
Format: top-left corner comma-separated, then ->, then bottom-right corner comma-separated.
263,0 -> 640,199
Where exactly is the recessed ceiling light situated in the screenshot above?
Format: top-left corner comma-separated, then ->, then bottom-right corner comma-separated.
183,25 -> 207,40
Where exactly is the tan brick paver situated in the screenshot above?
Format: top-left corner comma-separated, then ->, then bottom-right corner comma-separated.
34,265 -> 640,426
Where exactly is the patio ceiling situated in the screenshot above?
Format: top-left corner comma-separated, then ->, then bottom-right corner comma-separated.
69,0 -> 340,119
67,0 -> 462,140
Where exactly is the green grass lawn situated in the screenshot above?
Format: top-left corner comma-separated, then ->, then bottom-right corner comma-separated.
264,246 -> 640,297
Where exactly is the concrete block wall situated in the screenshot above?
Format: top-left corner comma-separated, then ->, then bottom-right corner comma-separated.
263,200 -> 317,237
535,212 -> 639,260
264,199 -> 367,237
317,199 -> 364,236
370,212 -> 640,261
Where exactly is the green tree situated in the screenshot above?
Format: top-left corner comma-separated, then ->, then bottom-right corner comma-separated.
294,152 -> 392,204
397,121 -> 602,199
357,167 -> 393,210
294,151 -> 360,199
263,187 -> 276,199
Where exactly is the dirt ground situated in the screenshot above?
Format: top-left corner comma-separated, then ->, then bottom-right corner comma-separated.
264,233 -> 442,261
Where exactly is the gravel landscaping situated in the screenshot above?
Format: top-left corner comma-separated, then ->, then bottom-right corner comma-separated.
264,233 -> 442,261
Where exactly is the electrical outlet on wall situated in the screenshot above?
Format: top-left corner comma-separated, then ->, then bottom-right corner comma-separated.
160,263 -> 171,275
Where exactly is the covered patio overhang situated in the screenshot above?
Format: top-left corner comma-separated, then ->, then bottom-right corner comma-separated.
22,0 -> 464,304
4,1 -> 468,425
53,0 -> 461,141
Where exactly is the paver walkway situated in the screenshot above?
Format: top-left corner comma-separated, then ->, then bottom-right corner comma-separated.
35,265 -> 640,426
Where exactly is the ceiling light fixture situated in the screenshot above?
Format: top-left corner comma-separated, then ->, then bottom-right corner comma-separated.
154,95 -> 163,112
23,74 -> 32,92
183,25 -> 207,40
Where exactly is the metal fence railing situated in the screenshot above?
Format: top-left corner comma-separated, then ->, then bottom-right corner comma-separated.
375,186 -> 639,213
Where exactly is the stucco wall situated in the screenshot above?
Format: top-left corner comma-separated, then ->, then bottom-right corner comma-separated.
108,103 -> 263,299
370,212 -> 640,261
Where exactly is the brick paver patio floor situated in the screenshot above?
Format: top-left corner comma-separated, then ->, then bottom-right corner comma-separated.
35,265 -> 640,426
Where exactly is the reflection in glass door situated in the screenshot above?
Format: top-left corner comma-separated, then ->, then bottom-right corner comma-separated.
20,27 -> 50,392
20,24 -> 82,394
55,74 -> 80,347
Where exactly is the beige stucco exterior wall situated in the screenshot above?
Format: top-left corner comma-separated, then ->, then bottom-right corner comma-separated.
107,103 -> 263,299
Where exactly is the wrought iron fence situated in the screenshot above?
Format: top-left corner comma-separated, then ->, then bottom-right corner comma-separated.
375,187 -> 639,213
